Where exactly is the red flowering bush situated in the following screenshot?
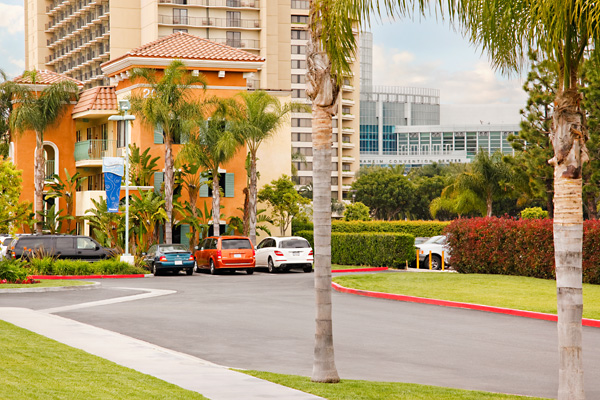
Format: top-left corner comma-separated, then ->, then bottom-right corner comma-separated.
446,217 -> 600,283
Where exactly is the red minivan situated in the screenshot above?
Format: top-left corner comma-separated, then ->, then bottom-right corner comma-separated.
195,236 -> 255,275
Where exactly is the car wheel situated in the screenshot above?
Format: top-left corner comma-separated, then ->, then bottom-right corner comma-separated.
210,259 -> 217,275
303,264 -> 313,273
246,268 -> 254,275
186,267 -> 193,275
152,263 -> 160,276
267,257 -> 277,273
429,255 -> 442,270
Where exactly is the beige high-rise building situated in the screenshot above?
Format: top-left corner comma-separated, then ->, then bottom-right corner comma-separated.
24,0 -> 359,200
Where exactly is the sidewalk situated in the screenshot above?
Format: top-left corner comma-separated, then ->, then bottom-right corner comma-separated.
0,307 -> 323,400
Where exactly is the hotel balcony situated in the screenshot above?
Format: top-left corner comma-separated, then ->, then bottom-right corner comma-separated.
210,38 -> 260,50
342,169 -> 355,178
341,140 -> 355,149
158,15 -> 261,29
159,0 -> 260,7
341,127 -> 354,135
341,98 -> 355,106
341,113 -> 355,121
75,139 -> 117,167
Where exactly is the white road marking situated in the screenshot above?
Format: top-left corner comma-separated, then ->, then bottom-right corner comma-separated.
39,287 -> 176,314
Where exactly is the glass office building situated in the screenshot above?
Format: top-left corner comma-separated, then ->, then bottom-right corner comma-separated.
359,32 -> 519,169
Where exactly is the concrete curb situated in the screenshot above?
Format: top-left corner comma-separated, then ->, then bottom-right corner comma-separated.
0,281 -> 100,294
332,267 -> 388,273
331,282 -> 600,328
30,274 -> 151,280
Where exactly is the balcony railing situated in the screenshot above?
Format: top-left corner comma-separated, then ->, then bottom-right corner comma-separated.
159,0 -> 260,7
158,14 -> 260,28
210,38 -> 260,49
45,160 -> 56,180
75,140 -> 117,162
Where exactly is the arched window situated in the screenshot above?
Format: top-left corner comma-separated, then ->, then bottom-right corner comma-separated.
43,142 -> 59,180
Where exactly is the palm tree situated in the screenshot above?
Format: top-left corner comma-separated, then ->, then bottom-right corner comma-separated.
5,70 -> 79,233
129,60 -> 206,244
178,98 -> 241,237
446,2 -> 598,397
47,169 -> 88,233
130,190 -> 167,254
232,90 -> 296,244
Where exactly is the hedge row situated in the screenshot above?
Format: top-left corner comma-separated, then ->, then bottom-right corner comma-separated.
296,230 -> 415,268
292,220 -> 448,238
0,257 -> 147,279
445,217 -> 600,284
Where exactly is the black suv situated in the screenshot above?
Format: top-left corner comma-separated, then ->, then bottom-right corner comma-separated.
10,235 -> 113,261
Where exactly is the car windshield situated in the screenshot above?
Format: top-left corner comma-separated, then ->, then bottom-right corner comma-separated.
159,244 -> 188,252
222,239 -> 252,250
423,236 -> 446,245
280,239 -> 310,249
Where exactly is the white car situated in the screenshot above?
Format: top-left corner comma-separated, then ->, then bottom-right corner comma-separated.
415,235 -> 451,270
0,235 -> 13,260
255,236 -> 314,273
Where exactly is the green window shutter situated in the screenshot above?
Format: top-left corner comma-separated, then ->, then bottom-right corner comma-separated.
154,172 -> 164,193
225,173 -> 234,198
180,224 -> 190,246
154,124 -> 164,144
199,176 -> 209,198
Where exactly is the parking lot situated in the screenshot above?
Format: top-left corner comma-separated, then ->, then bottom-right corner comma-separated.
2,270 -> 600,398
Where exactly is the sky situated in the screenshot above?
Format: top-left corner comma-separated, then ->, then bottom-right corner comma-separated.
0,1 -> 526,125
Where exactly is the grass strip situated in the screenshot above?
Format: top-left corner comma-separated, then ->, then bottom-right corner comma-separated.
0,320 -> 207,400
0,280 -> 94,289
239,370 -> 549,400
333,272 -> 600,320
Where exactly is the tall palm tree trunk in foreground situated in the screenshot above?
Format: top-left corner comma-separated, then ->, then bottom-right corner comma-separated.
164,139 -> 174,244
550,88 -> 588,400
212,173 -> 221,237
249,156 -> 258,243
306,26 -> 340,382
34,131 -> 45,233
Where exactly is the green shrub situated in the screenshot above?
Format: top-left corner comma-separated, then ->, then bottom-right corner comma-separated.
520,207 -> 549,219
343,202 -> 371,221
331,233 -> 415,268
292,219 -> 314,235
0,259 -> 28,282
332,220 -> 448,237
25,257 -> 146,276
445,217 -> 600,284
296,231 -> 415,268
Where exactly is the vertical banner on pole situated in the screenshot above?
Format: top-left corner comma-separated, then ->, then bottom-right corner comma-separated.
102,157 -> 125,213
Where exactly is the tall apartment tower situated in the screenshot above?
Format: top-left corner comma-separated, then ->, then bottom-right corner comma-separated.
24,0 -> 360,199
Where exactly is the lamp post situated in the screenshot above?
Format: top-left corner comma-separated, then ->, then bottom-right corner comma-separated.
108,100 -> 135,263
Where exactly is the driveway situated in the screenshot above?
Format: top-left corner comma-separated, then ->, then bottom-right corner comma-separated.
2,270 -> 600,399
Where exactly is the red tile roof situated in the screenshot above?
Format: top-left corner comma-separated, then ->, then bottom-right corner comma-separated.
13,70 -> 84,88
103,32 -> 264,69
72,86 -> 117,114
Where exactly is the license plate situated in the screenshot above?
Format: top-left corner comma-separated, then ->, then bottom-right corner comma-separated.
292,251 -> 300,256
234,254 -> 242,258
175,260 -> 183,265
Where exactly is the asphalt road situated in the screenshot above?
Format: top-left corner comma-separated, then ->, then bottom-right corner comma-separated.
2,270 -> 600,399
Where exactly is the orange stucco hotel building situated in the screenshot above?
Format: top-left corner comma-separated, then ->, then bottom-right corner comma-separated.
10,33 -> 277,243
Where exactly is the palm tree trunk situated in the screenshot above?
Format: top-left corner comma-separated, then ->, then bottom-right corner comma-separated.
550,88 -> 587,400
486,193 -> 493,217
164,140 -> 174,244
212,172 -> 220,236
34,131 -> 45,234
249,154 -> 258,244
306,23 -> 340,380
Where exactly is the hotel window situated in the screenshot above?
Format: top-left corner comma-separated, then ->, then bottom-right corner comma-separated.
292,74 -> 306,84
291,15 -> 308,24
291,29 -> 308,40
291,60 -> 306,69
292,118 -> 312,128
173,8 -> 188,24
227,11 -> 241,27
117,121 -> 127,148
226,31 -> 241,47
291,45 -> 306,54
173,29 -> 188,33
292,89 -> 306,98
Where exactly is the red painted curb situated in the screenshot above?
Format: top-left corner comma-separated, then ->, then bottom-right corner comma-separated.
331,282 -> 600,328
29,274 -> 147,280
332,267 -> 388,273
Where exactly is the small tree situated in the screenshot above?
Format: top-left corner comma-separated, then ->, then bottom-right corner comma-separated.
521,207 -> 549,219
258,175 -> 310,235
129,144 -> 159,187
0,159 -> 33,233
343,202 -> 370,221
47,169 -> 87,234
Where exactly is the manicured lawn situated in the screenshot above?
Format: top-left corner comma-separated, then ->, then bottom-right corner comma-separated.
0,321 -> 207,399
332,264 -> 386,270
0,280 -> 94,289
239,370 -> 549,400
333,272 -> 600,320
